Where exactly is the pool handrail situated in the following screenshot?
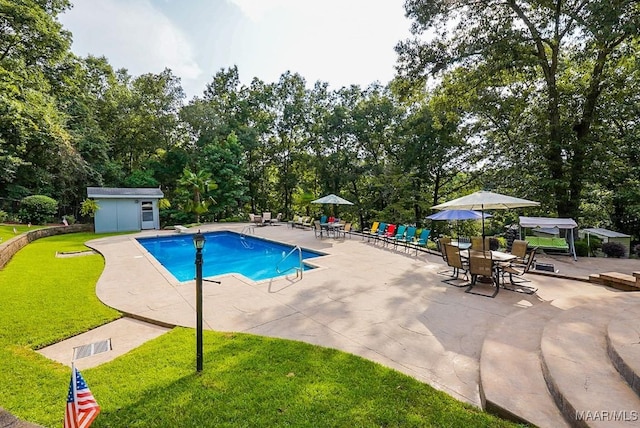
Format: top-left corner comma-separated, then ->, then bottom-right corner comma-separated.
276,245 -> 303,278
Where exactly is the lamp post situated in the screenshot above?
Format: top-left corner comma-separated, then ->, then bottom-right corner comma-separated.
193,230 -> 206,372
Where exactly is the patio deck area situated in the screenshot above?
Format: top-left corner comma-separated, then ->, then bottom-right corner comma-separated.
44,223 -> 640,427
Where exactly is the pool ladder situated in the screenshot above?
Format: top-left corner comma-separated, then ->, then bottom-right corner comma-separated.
240,225 -> 255,249
276,246 -> 303,278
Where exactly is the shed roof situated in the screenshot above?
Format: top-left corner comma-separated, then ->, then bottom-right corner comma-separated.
581,228 -> 630,238
87,187 -> 164,199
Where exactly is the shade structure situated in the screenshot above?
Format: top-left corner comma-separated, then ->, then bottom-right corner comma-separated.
311,194 -> 354,205
426,209 -> 492,221
431,191 -> 540,211
432,191 -> 540,244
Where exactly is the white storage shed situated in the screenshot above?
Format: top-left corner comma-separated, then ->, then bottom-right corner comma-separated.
580,228 -> 632,258
87,187 -> 163,233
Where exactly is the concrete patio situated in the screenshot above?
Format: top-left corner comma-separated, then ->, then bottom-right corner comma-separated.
39,223 -> 640,427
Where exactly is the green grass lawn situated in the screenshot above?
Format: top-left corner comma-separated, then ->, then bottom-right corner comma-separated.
0,223 -> 46,242
0,232 -> 522,427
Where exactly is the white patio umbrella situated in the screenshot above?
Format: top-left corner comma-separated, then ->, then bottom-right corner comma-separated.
432,191 -> 540,243
311,193 -> 354,217
311,194 -> 354,205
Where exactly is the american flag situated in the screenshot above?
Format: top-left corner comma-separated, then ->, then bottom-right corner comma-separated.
64,365 -> 100,428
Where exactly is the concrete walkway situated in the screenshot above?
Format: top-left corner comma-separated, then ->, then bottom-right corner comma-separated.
61,223 -> 634,409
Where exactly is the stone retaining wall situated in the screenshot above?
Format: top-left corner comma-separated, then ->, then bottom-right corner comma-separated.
0,224 -> 93,269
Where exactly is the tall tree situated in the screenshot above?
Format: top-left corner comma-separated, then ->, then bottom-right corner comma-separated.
396,0 -> 640,218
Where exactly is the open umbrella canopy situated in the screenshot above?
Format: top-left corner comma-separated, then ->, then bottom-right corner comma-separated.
431,190 -> 539,211
426,209 -> 492,221
311,194 -> 354,205
432,191 -> 540,239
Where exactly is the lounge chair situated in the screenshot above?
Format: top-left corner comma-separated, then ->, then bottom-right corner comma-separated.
301,216 -> 313,228
262,212 -> 272,225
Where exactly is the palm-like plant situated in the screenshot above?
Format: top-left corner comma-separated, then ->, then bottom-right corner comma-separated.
177,168 -> 218,223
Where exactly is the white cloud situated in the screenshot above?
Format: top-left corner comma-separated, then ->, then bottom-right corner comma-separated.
61,0 -> 202,79
228,0 -> 295,22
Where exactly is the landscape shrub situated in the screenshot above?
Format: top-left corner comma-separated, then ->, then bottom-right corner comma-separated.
0,210 -> 7,222
63,215 -> 76,225
574,239 -> 589,257
17,195 -> 58,225
634,243 -> 640,257
601,241 -> 626,258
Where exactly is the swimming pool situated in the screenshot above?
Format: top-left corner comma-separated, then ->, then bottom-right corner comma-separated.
137,231 -> 324,282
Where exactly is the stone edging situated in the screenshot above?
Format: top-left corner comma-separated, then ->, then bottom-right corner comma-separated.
0,224 -> 93,270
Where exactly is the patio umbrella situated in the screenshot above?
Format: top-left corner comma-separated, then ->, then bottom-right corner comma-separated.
311,194 -> 354,205
426,209 -> 491,221
432,191 -> 540,242
426,210 -> 492,238
311,193 -> 354,217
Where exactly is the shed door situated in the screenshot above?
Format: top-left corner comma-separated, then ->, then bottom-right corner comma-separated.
141,201 -> 155,229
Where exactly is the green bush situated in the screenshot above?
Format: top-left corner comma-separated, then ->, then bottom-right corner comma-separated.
63,214 -> 76,225
574,239 -> 589,257
0,210 -> 7,222
17,195 -> 58,225
602,241 -> 626,258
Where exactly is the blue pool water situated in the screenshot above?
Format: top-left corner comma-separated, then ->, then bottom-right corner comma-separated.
137,231 -> 323,282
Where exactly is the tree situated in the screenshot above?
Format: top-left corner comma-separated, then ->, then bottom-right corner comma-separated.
396,0 -> 640,219
176,168 -> 217,223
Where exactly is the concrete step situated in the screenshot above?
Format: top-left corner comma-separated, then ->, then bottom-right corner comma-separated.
606,304 -> 640,398
634,272 -> 640,280
541,295 -> 640,427
598,272 -> 640,291
480,302 -> 569,427
588,273 -> 604,285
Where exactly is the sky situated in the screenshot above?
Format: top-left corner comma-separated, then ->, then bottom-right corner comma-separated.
59,0 -> 414,100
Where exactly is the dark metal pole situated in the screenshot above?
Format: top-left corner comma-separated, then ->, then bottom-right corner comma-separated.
195,247 -> 203,372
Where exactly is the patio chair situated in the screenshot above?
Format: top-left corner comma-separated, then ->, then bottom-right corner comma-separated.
378,224 -> 396,246
313,220 -> 324,239
388,225 -> 406,248
338,222 -> 352,239
500,247 -> 538,294
471,236 -> 483,250
371,222 -> 387,244
262,212 -> 272,225
465,250 -> 499,298
509,239 -> 529,265
409,228 -> 430,254
442,243 -> 469,287
398,226 -> 416,251
301,216 -> 313,228
363,221 -> 379,240
320,215 -> 327,224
